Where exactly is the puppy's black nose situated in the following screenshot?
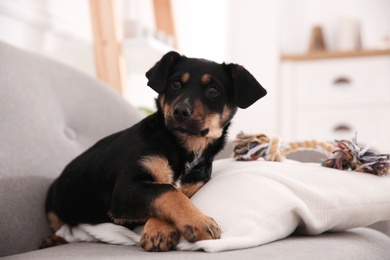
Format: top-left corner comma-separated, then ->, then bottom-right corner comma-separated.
173,104 -> 192,122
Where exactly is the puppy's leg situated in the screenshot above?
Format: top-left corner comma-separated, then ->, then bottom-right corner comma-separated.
39,211 -> 68,249
140,218 -> 179,252
110,183 -> 221,244
154,189 -> 221,243
39,235 -> 68,249
110,157 -> 221,246
180,182 -> 205,198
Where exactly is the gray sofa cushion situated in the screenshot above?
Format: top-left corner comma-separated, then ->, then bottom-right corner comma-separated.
3,228 -> 390,260
0,41 -> 144,256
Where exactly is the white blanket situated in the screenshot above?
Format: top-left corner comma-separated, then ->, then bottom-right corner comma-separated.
56,159 -> 390,252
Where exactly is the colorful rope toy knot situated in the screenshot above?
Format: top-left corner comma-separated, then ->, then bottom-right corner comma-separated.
233,132 -> 390,176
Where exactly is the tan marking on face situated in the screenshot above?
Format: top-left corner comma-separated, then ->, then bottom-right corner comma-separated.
192,98 -> 205,118
221,105 -> 231,124
205,114 -> 223,139
47,211 -> 64,232
163,94 -> 184,125
180,182 -> 205,198
163,106 -> 170,124
159,94 -> 166,108
140,155 -> 173,184
201,74 -> 211,85
173,99 -> 221,153
181,72 -> 190,84
153,190 -> 221,242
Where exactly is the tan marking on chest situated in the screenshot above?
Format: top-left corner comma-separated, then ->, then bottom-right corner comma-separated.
140,155 -> 173,183
179,135 -> 215,153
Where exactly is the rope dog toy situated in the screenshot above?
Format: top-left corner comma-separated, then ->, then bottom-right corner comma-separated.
233,132 -> 390,176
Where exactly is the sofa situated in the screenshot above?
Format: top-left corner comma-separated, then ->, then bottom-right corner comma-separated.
1,41 -> 390,259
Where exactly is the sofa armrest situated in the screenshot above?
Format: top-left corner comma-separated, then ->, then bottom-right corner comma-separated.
0,42 -> 145,257
0,175 -> 54,256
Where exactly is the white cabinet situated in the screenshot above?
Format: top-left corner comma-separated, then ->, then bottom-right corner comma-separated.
280,50 -> 390,153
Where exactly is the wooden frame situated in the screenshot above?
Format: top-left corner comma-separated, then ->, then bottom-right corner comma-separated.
89,0 -> 127,93
281,49 -> 390,61
89,0 -> 176,94
153,0 -> 177,48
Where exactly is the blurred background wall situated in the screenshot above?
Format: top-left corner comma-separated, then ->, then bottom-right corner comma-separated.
1,0 -> 389,151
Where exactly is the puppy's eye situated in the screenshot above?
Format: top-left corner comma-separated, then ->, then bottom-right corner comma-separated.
171,81 -> 182,91
206,85 -> 220,98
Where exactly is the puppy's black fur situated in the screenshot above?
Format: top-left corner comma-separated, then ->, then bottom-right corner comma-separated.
41,51 -> 266,251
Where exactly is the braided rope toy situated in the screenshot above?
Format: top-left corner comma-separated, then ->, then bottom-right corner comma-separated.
233,132 -> 390,176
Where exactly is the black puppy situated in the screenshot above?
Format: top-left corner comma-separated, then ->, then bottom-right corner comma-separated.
41,51 -> 266,252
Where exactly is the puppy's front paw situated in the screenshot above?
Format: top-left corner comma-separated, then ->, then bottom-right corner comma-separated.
140,218 -> 180,252
180,215 -> 221,243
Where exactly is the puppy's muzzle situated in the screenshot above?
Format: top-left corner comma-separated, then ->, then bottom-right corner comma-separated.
173,103 -> 192,122
170,102 -> 208,137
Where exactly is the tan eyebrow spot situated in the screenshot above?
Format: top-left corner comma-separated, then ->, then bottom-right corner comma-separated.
181,73 -> 190,84
201,74 -> 211,85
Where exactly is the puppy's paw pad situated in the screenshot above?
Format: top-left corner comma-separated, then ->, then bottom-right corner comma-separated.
181,217 -> 221,242
141,230 -> 179,252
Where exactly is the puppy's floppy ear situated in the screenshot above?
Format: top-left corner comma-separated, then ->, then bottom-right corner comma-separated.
146,51 -> 182,93
225,63 -> 267,109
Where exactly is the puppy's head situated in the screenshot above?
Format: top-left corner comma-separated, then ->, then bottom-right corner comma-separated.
146,51 -> 266,140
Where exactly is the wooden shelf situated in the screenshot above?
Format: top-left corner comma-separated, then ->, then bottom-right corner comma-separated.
281,49 -> 390,61
89,0 -> 127,93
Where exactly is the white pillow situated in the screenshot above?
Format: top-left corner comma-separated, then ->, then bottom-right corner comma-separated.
176,159 -> 390,252
57,159 -> 390,252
